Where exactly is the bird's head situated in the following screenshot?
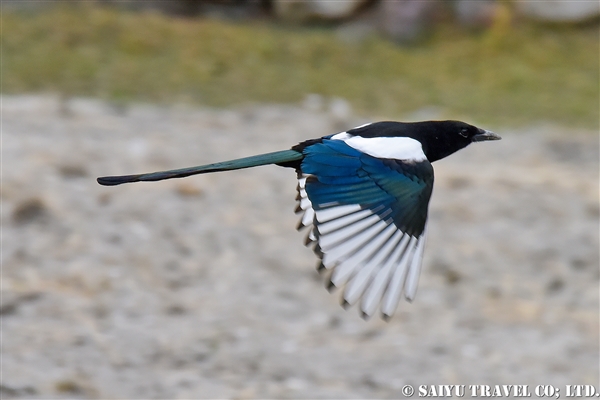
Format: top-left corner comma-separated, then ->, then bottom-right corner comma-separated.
421,120 -> 501,162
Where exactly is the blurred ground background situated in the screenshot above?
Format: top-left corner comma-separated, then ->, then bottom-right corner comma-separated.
2,1 -> 599,399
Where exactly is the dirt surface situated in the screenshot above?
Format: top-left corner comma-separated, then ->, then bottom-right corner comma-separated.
2,95 -> 599,399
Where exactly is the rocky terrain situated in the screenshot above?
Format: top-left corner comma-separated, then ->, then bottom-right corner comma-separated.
2,95 -> 598,398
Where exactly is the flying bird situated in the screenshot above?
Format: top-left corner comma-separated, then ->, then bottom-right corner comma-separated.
98,120 -> 500,320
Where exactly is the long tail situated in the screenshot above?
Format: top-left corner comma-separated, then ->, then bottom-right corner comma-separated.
97,149 -> 303,186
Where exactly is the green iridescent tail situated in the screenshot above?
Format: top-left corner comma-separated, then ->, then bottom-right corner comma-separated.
97,149 -> 302,186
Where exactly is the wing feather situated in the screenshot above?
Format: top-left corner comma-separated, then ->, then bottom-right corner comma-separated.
295,138 -> 434,319
343,227 -> 403,306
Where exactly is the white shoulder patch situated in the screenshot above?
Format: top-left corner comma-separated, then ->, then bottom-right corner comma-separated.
331,129 -> 426,162
330,132 -> 351,141
345,136 -> 426,162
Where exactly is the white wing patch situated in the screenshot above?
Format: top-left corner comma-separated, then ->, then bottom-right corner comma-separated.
295,174 -> 427,320
331,130 -> 427,162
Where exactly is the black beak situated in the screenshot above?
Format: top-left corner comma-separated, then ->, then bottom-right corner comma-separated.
472,129 -> 501,142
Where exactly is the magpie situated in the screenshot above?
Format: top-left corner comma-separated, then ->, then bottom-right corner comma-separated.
98,120 -> 500,320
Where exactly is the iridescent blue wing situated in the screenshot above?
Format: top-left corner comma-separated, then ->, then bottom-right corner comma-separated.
296,139 -> 433,319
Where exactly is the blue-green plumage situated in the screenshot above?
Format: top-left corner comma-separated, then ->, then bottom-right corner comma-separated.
96,149 -> 302,186
301,139 -> 433,237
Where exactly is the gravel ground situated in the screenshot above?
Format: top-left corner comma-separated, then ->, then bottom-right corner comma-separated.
2,95 -> 599,399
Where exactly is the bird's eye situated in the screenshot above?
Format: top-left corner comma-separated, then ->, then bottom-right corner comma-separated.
459,128 -> 469,138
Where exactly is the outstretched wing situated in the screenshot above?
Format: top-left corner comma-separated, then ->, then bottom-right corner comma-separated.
296,139 -> 434,319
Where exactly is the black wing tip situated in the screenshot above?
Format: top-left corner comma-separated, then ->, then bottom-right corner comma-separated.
304,233 -> 315,246
316,262 -> 326,273
313,244 -> 323,257
296,220 -> 307,231
341,299 -> 351,310
326,280 -> 337,293
381,313 -> 392,322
